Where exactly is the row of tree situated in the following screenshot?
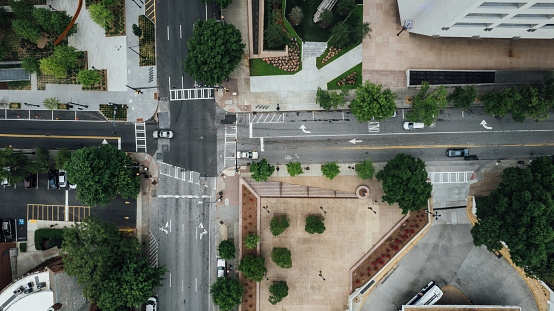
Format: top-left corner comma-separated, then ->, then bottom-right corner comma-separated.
0,147 -> 72,184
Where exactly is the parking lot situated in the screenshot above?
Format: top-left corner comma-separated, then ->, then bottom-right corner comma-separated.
0,171 -> 137,229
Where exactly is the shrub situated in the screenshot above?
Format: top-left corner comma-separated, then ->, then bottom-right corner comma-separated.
43,97 -> 60,110
321,161 -> 340,180
355,158 -> 374,180
270,215 -> 290,236
264,22 -> 288,50
19,243 -> 27,252
9,0 -> 34,20
34,229 -> 64,250
11,19 -> 41,42
271,248 -> 292,269
269,281 -> 288,305
289,6 -> 303,25
22,58 -> 40,74
316,87 -> 348,111
448,85 -> 477,111
319,9 -> 333,28
250,158 -> 275,182
56,148 -> 72,170
33,8 -> 53,31
217,240 -> 235,260
77,70 -> 102,86
89,3 -> 113,30
286,162 -> 303,177
238,255 -> 266,282
245,232 -> 260,249
0,7 -> 9,28
51,12 -> 77,36
305,215 -> 325,234
132,24 -> 142,37
336,0 -> 356,16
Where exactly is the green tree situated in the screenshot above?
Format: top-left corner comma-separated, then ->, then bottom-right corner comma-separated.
9,0 -> 34,20
33,8 -> 53,31
62,144 -> 141,206
11,19 -> 41,42
78,70 -> 102,86
0,147 -> 30,184
53,45 -> 82,71
62,216 -> 167,308
39,57 -> 66,78
316,87 -> 348,111
210,277 -> 243,310
34,147 -> 49,174
336,0 -> 356,16
184,19 -> 245,86
350,81 -> 397,122
43,97 -> 60,110
89,3 -> 113,30
264,22 -> 288,50
318,9 -> 333,28
97,258 -> 166,311
286,162 -> 303,177
321,161 -> 340,181
376,153 -> 432,214
305,215 -> 325,234
268,281 -> 288,305
245,232 -> 260,249
249,158 -> 275,182
407,82 -> 447,126
102,0 -> 120,5
471,156 -> 554,281
328,17 -> 371,49
447,85 -> 477,111
238,255 -> 266,282
270,215 -> 290,236
200,0 -> 232,9
519,85 -> 550,122
355,158 -> 374,180
51,12 -> 77,36
0,8 -> 10,28
22,57 -> 40,74
271,248 -> 292,269
217,240 -> 236,260
289,6 -> 303,25
132,24 -> 142,37
55,148 -> 72,170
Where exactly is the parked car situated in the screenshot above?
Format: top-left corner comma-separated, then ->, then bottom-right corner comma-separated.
69,182 -> 77,190
24,174 -> 36,188
217,259 -> 226,278
48,170 -> 58,190
153,130 -> 174,139
236,151 -> 259,160
403,122 -> 425,130
2,220 -> 12,241
146,297 -> 157,311
446,148 -> 469,157
58,170 -> 67,188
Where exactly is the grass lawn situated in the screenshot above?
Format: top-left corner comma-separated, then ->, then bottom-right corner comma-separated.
327,62 -> 362,90
316,5 -> 363,69
250,58 -> 298,76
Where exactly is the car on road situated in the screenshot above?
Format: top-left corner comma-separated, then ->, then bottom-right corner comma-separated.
48,170 -> 58,190
153,130 -> 174,139
146,297 -> 157,311
58,170 -> 67,188
236,151 -> 259,160
217,259 -> 226,277
2,220 -> 13,241
446,148 -> 469,157
403,122 -> 425,130
24,174 -> 36,188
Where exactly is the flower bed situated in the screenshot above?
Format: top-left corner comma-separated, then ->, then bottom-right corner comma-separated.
241,185 -> 258,311
336,72 -> 357,86
261,41 -> 300,72
351,209 -> 429,292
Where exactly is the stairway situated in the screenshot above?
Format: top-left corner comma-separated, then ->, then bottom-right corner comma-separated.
302,42 -> 328,58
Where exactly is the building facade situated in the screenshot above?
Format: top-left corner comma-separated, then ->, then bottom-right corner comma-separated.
397,0 -> 554,39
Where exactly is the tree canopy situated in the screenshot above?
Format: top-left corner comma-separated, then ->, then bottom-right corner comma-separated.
62,144 -> 141,206
406,82 -> 447,126
355,158 -> 375,180
238,255 -> 266,282
316,87 -> 347,111
200,0 -> 232,9
184,19 -> 245,86
0,147 -> 30,184
218,240 -> 236,260
286,162 -> 303,177
328,14 -> 371,49
89,3 -> 113,30
376,153 -> 432,214
55,148 -> 72,170
350,81 -> 396,122
321,161 -> 340,181
269,281 -> 289,305
210,277 -> 243,310
245,232 -> 260,249
250,158 -> 275,182
447,85 -> 476,111
78,69 -> 102,86
62,217 -> 167,311
471,155 -> 554,280
39,45 -> 82,78
271,248 -> 292,269
270,215 -> 290,236
305,215 -> 325,234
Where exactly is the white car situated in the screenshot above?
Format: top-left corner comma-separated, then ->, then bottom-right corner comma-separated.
146,297 -> 157,311
217,259 -> 226,278
236,151 -> 259,160
58,170 -> 67,188
153,130 -> 174,139
69,182 -> 77,190
402,122 -> 425,130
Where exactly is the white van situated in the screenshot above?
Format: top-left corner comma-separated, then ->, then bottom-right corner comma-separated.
403,122 -> 425,130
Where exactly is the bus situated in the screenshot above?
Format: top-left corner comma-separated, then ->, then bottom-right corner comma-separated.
405,280 -> 443,306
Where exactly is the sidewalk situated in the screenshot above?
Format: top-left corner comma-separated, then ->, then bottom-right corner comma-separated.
0,0 -> 158,122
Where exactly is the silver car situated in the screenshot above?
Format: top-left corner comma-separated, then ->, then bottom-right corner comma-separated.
153,130 -> 174,139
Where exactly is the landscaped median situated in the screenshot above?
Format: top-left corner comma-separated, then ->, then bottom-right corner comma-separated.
327,62 -> 362,89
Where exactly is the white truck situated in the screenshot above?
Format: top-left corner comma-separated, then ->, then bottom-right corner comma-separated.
236,151 -> 259,160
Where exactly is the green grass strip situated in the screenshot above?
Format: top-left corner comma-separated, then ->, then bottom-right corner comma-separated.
327,62 -> 362,90
250,58 -> 298,76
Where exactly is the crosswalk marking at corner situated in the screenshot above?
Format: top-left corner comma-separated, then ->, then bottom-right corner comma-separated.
169,88 -> 215,101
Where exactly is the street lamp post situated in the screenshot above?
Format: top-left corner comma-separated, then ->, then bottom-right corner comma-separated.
320,206 -> 326,214
368,207 -> 377,214
397,20 -> 413,36
425,210 -> 441,220
318,271 -> 326,281
199,196 -> 223,204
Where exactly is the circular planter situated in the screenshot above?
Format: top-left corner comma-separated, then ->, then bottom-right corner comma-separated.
356,185 -> 370,199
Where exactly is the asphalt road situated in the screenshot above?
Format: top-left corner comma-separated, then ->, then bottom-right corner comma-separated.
0,172 -> 136,228
360,209 -> 538,311
0,120 -> 159,154
235,108 -> 554,164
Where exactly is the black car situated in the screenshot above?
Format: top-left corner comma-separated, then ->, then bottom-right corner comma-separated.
446,148 -> 469,157
2,220 -> 13,241
48,170 -> 58,190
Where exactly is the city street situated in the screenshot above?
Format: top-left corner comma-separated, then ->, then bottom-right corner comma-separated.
235,108 -> 554,164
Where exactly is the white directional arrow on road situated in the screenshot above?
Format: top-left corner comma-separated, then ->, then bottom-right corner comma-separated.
102,139 -> 108,145
299,125 -> 310,134
198,222 -> 204,229
349,139 -> 362,144
480,120 -> 492,130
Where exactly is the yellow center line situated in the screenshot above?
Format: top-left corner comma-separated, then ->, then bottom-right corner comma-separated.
300,142 -> 554,151
0,134 -> 121,139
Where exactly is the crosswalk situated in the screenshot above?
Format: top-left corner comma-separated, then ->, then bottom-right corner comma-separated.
224,125 -> 237,168
429,171 -> 475,184
169,88 -> 215,101
135,122 -> 147,153
249,113 -> 285,123
148,229 -> 158,267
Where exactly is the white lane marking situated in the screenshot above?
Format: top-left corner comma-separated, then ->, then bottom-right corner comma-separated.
181,76 -> 184,89
169,273 -> 172,287
260,137 -> 264,152
249,122 -> 253,138
195,278 -> 198,292
65,190 -> 69,221
168,77 -> 171,88
182,279 -> 184,292
462,110 -> 464,118
118,138 -> 121,150
167,26 -> 169,40
205,4 -> 207,20
402,109 -> 405,119
180,24 -> 182,38
170,219 -> 172,233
